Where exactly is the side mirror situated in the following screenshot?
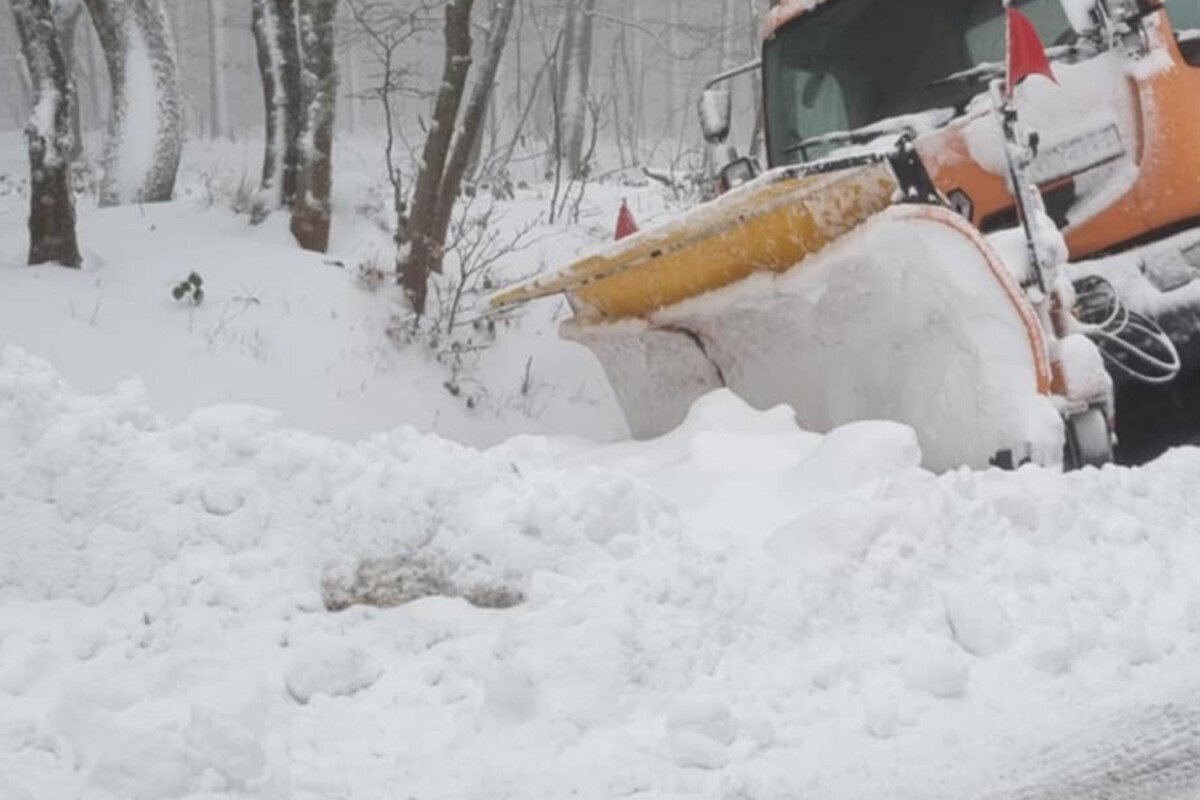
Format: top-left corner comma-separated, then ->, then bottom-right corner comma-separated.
1062,0 -> 1102,35
698,88 -> 732,145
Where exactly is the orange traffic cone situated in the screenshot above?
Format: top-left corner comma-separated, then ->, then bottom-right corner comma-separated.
615,199 -> 639,241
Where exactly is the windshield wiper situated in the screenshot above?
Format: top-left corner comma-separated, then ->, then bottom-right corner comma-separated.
784,128 -> 903,158
927,40 -> 1101,90
784,108 -> 957,158
927,62 -> 1005,89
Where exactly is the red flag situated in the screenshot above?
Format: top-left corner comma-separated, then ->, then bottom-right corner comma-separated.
1007,8 -> 1057,96
615,200 -> 639,241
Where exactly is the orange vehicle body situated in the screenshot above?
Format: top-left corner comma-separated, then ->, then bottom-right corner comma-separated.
766,1 -> 1200,261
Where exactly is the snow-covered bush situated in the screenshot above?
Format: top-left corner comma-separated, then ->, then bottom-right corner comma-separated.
383,197 -> 539,411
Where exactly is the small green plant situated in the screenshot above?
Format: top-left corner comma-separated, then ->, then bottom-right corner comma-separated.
172,272 -> 205,306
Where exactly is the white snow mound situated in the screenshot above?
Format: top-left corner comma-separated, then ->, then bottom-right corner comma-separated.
4,346 -> 1200,800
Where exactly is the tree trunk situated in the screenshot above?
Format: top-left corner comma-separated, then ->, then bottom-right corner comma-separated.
82,17 -> 104,131
289,0 -> 339,253
82,0 -> 184,206
425,0 -> 517,277
207,0 -> 228,140
343,42 -> 359,135
52,1 -> 85,161
666,0 -> 681,141
746,0 -> 765,158
720,0 -> 738,71
399,0 -> 475,314
542,0 -> 575,179
251,0 -> 302,207
12,0 -> 82,267
561,0 -> 594,178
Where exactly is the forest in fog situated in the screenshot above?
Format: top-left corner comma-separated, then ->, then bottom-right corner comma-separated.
1,0 -> 766,165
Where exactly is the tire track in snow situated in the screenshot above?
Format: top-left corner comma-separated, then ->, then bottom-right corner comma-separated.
980,703 -> 1200,800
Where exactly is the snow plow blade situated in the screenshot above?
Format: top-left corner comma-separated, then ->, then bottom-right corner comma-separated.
495,155 -> 1079,471
491,161 -> 900,322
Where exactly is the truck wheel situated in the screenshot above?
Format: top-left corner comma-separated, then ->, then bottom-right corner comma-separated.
1065,408 -> 1114,470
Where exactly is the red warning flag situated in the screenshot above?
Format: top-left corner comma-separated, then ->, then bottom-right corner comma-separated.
1007,7 -> 1057,97
615,200 -> 639,241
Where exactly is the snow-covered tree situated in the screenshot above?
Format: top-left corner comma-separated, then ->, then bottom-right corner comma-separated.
51,0 -> 84,160
82,0 -> 184,206
11,0 -> 81,266
427,0 -> 518,271
399,0 -> 519,313
251,0 -> 302,207
558,0 -> 595,179
400,0 -> 475,313
289,0 -> 339,253
206,0 -> 228,139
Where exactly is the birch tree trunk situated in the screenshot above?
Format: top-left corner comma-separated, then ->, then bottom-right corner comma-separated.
12,0 -> 82,267
52,0 -> 84,160
399,0 -> 475,314
561,0 -> 594,178
207,0 -> 228,140
289,0 -> 339,253
82,0 -> 184,206
250,0 -> 302,207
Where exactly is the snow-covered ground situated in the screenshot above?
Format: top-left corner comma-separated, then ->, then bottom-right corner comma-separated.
4,134 -> 1200,799
5,347 -> 1200,799
0,133 -> 660,446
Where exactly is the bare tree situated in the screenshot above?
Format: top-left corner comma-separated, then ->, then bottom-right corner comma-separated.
344,0 -> 422,249
82,0 -> 184,206
251,0 -> 303,207
399,0 -> 475,313
427,0 -> 518,272
289,0 -> 340,253
559,0 -> 594,178
393,0 -> 521,315
11,0 -> 82,267
206,0 -> 228,139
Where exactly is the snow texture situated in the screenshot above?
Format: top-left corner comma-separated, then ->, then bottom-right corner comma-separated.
5,347 -> 1200,799
0,135 -> 632,447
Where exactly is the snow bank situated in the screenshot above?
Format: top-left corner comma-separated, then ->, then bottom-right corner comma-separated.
4,347 -> 1200,800
0,182 -> 630,448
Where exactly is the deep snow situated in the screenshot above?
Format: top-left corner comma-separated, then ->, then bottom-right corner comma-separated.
4,133 -> 1200,799
0,133 -> 650,447
4,347 -> 1200,800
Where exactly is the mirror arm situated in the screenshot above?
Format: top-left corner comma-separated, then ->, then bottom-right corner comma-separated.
704,58 -> 763,91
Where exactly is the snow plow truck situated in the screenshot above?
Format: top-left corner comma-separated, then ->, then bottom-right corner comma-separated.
495,0 -> 1200,471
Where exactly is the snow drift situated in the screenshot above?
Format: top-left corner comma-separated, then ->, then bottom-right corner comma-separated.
3,346 -> 1200,800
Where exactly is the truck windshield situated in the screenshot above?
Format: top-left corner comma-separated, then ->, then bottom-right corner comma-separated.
1168,0 -> 1200,30
763,0 -> 1071,165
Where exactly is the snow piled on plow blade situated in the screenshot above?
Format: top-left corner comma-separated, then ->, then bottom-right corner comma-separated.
567,205 -> 1064,471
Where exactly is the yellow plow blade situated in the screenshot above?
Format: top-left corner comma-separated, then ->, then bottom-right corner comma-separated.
491,162 -> 899,322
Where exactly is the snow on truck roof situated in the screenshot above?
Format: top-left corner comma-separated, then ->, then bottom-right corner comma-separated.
763,0 -> 836,38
